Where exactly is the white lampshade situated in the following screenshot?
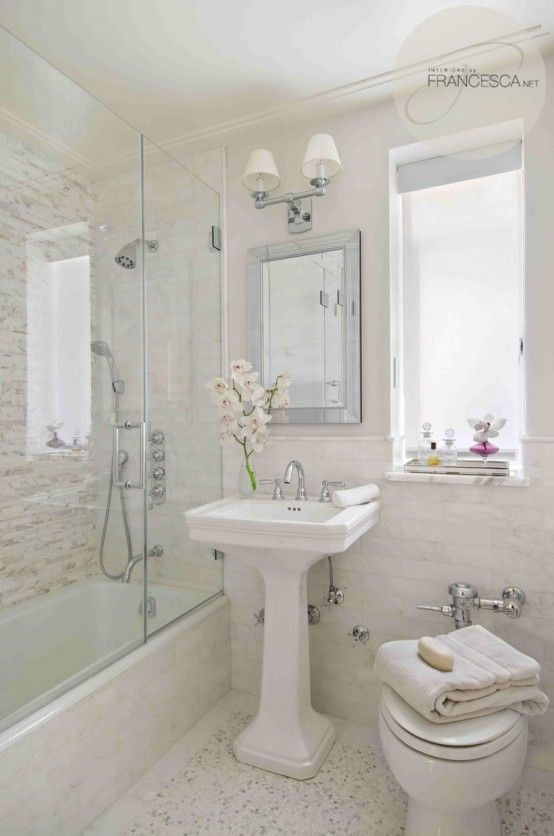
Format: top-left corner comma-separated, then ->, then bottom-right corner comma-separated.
301,134 -> 342,180
242,149 -> 280,192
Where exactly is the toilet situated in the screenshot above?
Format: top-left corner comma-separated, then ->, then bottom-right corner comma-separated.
378,684 -> 528,836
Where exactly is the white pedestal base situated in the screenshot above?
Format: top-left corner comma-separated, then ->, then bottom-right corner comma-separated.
233,564 -> 335,780
234,711 -> 335,780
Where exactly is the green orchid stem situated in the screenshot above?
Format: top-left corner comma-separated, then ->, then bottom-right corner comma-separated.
235,438 -> 256,492
245,459 -> 257,492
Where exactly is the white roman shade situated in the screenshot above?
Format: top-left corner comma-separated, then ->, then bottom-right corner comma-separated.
397,141 -> 522,194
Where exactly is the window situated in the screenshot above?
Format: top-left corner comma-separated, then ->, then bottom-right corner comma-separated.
392,141 -> 523,460
26,234 -> 91,455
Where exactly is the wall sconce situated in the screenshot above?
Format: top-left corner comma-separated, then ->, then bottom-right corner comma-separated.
242,134 -> 342,233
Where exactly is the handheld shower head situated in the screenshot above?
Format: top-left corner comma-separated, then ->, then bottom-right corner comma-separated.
91,340 -> 125,394
115,239 -> 159,269
91,340 -> 112,358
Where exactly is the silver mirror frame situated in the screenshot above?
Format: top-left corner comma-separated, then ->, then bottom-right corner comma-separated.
247,229 -> 361,424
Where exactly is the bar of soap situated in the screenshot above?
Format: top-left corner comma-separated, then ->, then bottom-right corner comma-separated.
418,636 -> 454,672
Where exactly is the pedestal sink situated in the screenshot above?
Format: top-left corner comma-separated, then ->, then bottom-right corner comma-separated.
185,495 -> 380,779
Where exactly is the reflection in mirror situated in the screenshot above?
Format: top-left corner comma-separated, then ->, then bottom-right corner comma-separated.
248,230 -> 360,423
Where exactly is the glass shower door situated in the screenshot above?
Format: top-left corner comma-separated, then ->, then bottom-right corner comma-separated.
0,25 -> 148,731
142,140 -> 223,635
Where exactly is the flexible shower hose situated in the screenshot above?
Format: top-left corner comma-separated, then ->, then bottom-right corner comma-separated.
97,395 -> 134,580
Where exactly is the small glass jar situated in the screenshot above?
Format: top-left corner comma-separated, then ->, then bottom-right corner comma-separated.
418,422 -> 432,464
426,441 -> 441,466
441,429 -> 458,465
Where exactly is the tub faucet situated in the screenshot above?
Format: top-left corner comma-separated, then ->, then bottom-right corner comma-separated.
123,554 -> 143,583
123,545 -> 164,583
283,460 -> 306,501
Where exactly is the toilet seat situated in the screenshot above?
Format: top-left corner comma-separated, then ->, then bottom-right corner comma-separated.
381,684 -> 525,761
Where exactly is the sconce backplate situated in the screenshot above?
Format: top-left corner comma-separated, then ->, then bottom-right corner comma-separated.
288,197 -> 312,234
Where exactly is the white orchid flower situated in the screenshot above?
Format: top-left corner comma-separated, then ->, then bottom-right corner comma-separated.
276,372 -> 291,391
230,359 -> 253,380
467,414 -> 507,442
238,408 -> 271,438
235,371 -> 260,393
272,391 -> 290,409
207,364 -> 290,476
250,384 -> 266,407
206,377 -> 229,396
219,413 -> 240,434
251,429 -> 270,453
215,391 -> 241,413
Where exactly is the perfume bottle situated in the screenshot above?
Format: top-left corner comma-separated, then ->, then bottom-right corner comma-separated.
427,441 -> 441,466
441,428 -> 457,465
418,422 -> 432,464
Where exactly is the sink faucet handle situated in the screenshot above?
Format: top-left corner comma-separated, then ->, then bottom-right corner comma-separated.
259,478 -> 283,500
319,480 -> 346,503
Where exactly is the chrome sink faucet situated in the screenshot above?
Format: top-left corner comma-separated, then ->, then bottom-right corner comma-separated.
283,460 -> 306,501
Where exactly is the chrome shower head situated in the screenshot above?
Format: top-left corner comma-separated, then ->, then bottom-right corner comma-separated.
115,238 -> 159,269
115,240 -> 137,269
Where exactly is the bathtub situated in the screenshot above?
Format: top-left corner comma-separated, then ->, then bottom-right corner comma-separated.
0,581 -> 230,834
0,577 -> 221,734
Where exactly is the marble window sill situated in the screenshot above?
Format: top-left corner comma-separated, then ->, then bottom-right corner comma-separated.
385,471 -> 530,487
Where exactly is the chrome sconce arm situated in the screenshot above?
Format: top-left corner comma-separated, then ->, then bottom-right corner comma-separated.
252,183 -> 327,209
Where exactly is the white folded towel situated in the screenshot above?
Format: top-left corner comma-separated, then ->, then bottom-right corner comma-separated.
333,484 -> 380,507
374,625 -> 549,723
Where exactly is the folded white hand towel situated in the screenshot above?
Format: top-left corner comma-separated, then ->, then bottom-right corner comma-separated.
333,484 -> 380,507
374,625 -> 549,723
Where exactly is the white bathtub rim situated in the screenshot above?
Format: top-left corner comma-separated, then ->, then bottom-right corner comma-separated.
0,593 -> 228,754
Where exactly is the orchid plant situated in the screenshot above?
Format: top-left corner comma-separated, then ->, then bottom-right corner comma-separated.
206,360 -> 291,492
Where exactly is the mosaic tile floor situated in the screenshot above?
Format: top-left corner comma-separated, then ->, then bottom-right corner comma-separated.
120,711 -> 554,836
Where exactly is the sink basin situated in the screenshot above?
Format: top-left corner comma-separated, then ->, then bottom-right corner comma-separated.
185,494 -> 381,780
185,496 -> 380,568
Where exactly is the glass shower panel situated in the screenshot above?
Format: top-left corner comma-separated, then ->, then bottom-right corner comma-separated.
0,26 -> 146,730
142,140 -> 223,635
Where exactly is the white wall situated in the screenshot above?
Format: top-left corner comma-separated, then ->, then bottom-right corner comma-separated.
220,54 -> 554,775
224,55 -> 554,439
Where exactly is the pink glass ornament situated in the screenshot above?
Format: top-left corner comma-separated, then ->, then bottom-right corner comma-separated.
469,440 -> 499,461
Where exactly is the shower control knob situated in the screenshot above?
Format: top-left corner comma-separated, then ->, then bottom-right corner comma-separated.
148,545 -> 164,558
151,485 -> 164,498
152,449 -> 165,462
152,467 -> 165,480
151,430 -> 165,444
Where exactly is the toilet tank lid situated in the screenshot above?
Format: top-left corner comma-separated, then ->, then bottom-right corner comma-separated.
381,684 -> 521,747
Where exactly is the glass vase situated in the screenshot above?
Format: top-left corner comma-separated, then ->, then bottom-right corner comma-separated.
238,460 -> 257,497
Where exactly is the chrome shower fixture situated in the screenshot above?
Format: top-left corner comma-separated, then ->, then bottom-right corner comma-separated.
91,340 -> 125,394
115,238 -> 159,269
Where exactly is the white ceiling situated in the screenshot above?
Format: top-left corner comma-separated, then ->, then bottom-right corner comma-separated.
0,0 -> 552,149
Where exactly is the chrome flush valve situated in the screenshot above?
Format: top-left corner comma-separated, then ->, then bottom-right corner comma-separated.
417,582 -> 526,629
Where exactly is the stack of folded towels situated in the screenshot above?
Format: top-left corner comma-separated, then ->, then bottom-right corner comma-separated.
374,624 -> 549,723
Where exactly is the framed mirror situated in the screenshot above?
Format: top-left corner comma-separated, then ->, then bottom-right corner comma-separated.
247,229 -> 361,424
